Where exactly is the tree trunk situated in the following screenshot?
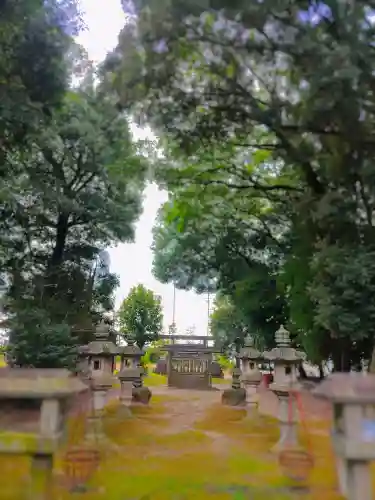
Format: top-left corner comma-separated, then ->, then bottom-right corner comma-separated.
368,346 -> 375,373
318,362 -> 325,379
49,212 -> 69,268
332,345 -> 351,372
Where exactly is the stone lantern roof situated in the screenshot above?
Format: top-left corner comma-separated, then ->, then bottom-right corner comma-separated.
79,320 -> 122,357
313,373 -> 375,404
0,368 -> 88,398
121,343 -> 144,358
239,336 -> 263,361
263,325 -> 305,364
118,366 -> 143,382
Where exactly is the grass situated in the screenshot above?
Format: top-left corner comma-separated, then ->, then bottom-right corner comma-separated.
143,372 -> 229,386
1,391 -> 347,500
143,372 -> 168,386
212,376 -> 230,385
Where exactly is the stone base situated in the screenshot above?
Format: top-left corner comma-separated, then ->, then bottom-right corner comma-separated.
221,387 -> 246,406
271,422 -> 299,453
132,386 -> 152,404
116,404 -> 132,418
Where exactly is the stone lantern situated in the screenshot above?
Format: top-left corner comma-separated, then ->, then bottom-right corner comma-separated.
79,321 -> 121,420
118,343 -> 152,405
82,320 -> 121,379
0,368 -> 88,500
239,335 -> 263,409
221,347 -> 246,406
120,342 -> 143,370
314,373 -> 375,500
263,325 -> 305,451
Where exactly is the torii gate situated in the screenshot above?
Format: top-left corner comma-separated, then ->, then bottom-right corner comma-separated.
159,335 -> 220,390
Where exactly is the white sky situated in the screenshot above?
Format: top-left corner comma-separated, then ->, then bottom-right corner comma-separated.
76,0 -> 210,335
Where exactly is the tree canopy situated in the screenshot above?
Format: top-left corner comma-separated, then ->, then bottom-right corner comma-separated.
152,189 -> 287,350
118,284 -> 164,349
1,0 -> 152,367
4,0 -> 375,371
101,0 -> 375,371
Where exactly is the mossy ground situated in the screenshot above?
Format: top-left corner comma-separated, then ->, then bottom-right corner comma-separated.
0,385 -> 349,500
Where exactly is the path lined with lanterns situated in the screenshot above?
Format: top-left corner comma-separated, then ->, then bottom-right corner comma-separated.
0,322 -> 373,500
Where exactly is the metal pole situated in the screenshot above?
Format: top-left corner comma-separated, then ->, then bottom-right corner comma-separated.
207,292 -> 210,336
172,284 -> 176,325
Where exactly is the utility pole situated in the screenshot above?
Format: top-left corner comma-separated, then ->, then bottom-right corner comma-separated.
168,284 -> 177,342
172,284 -> 176,325
207,291 -> 210,336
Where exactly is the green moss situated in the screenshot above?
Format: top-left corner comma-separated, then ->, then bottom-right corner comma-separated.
212,377 -> 229,385
143,372 -> 167,386
2,394 -> 346,499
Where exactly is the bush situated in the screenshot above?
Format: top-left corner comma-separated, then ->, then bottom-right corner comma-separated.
142,341 -> 164,368
216,354 -> 234,371
7,307 -> 78,369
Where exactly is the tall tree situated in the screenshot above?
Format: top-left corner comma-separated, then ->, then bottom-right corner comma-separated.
104,0 -> 375,370
4,86 -> 148,366
118,284 -> 163,349
152,187 -> 287,349
210,295 -> 247,355
0,0 -> 83,286
0,0 -> 82,172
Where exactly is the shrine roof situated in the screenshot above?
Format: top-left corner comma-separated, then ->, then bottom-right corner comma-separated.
162,344 -> 220,353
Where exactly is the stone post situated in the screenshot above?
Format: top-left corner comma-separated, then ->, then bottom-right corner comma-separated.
132,367 -> 152,404
272,389 -> 298,451
263,325 -> 305,452
118,366 -> 152,406
221,365 -> 246,406
30,455 -> 53,500
314,373 -> 375,500
86,374 -> 113,440
239,336 -> 263,412
0,368 -> 88,500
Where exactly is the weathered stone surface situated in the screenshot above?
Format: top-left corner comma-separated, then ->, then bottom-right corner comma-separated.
154,359 -> 167,375
313,372 -> 375,403
132,386 -> 152,404
118,367 -> 142,382
0,368 -> 88,455
221,387 -> 246,406
209,361 -> 223,378
0,368 -> 87,398
241,370 -> 262,386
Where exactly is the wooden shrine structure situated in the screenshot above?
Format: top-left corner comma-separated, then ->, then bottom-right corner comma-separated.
160,335 -> 220,390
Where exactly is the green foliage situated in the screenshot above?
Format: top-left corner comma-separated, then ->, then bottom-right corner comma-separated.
210,295 -> 246,354
215,354 -> 234,371
0,2 -> 152,367
0,0 -> 82,173
103,0 -> 375,370
310,245 -> 375,341
118,284 -> 164,349
152,188 -> 286,351
7,306 -> 77,369
2,86 -> 148,358
142,339 -> 166,366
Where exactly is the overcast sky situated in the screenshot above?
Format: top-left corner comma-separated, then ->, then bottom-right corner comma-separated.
76,0 -> 210,335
